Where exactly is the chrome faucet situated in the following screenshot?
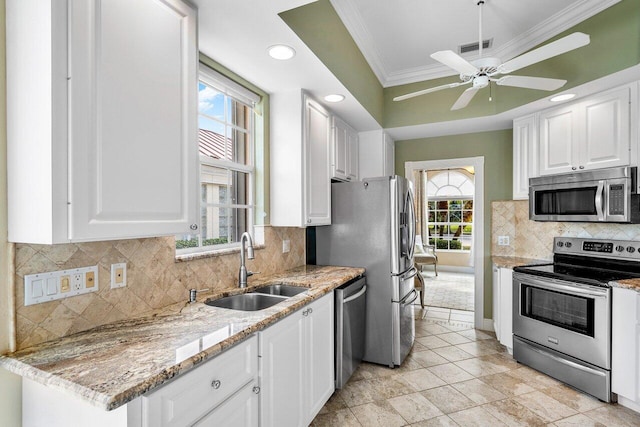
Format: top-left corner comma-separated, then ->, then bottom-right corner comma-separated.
238,232 -> 255,288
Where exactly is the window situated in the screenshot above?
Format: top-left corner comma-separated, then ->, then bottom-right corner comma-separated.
176,65 -> 260,254
426,169 -> 474,251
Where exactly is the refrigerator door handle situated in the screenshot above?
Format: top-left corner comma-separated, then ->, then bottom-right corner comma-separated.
406,189 -> 417,260
400,289 -> 418,306
398,266 -> 418,280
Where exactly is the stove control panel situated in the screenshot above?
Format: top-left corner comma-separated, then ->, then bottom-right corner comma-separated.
554,237 -> 640,261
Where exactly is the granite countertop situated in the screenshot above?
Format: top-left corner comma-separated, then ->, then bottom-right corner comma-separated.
491,256 -> 550,269
610,278 -> 640,291
0,265 -> 364,411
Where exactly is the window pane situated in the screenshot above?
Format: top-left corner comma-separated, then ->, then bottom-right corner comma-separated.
176,234 -> 199,249
201,166 -> 229,204
437,201 -> 448,210
463,200 -> 473,210
463,211 -> 473,222
436,211 -> 447,222
450,211 -> 462,222
198,83 -> 224,120
428,211 -> 435,222
230,170 -> 250,206
449,200 -> 462,210
427,201 -> 436,210
202,207 -> 231,246
231,128 -> 250,165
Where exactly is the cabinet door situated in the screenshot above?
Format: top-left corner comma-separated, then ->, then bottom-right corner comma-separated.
581,87 -> 630,170
194,382 -> 259,427
68,0 -> 198,241
305,294 -> 335,424
499,268 -> 513,351
383,133 -> 395,176
492,265 -> 501,341
304,97 -> 332,225
612,287 -> 639,401
259,310 -> 306,427
538,105 -> 577,175
513,115 -> 537,199
347,129 -> 359,181
142,336 -> 258,427
332,118 -> 348,181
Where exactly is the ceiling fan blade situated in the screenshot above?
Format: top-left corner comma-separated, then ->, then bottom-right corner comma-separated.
495,75 -> 567,91
451,86 -> 481,111
431,50 -> 479,75
499,32 -> 590,74
393,81 -> 470,102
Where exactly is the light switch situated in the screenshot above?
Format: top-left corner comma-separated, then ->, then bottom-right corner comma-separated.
32,280 -> 43,298
46,278 -> 57,295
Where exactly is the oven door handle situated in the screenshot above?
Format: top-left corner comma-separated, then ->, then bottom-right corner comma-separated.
595,180 -> 605,220
524,341 -> 607,377
513,273 -> 609,298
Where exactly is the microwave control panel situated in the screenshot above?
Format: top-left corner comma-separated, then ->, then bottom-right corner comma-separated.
609,184 -> 625,215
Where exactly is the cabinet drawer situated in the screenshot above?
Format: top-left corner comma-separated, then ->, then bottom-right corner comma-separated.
142,335 -> 258,427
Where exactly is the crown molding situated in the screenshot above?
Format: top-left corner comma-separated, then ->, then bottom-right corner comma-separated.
331,0 -> 621,88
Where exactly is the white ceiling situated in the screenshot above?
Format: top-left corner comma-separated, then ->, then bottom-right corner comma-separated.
331,0 -> 620,87
194,0 -> 630,138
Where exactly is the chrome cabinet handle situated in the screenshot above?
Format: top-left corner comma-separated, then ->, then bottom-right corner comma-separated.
211,380 -> 221,389
308,307 -> 313,314
253,386 -> 261,394
579,166 -> 585,169
190,224 -> 198,230
571,166 -> 577,170
302,309 -> 309,316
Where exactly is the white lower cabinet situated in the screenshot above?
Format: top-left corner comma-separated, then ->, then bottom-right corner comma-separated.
193,382 -> 259,427
612,287 -> 640,412
141,335 -> 259,427
259,293 -> 335,427
492,265 -> 513,352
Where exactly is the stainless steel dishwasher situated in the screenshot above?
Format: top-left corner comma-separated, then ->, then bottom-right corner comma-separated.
335,276 -> 367,389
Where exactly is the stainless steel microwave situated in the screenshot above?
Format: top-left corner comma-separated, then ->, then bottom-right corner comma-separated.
529,166 -> 640,223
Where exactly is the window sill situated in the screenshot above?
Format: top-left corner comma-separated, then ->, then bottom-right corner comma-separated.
175,244 -> 267,262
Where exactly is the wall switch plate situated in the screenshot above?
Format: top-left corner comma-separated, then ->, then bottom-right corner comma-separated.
498,236 -> 510,246
111,263 -> 127,289
24,266 -> 99,306
282,239 -> 291,253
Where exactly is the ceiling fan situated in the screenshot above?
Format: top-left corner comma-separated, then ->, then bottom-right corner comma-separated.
393,0 -> 590,110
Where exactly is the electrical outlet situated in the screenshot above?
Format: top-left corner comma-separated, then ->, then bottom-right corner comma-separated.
60,276 -> 71,293
282,239 -> 291,253
498,235 -> 510,246
85,271 -> 95,288
111,263 -> 127,289
72,273 -> 83,291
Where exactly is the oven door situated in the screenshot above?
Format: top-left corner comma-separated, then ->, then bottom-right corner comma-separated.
512,273 -> 611,369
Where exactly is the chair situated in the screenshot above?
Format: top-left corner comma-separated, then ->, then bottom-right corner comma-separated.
414,236 -> 438,276
413,236 -> 438,309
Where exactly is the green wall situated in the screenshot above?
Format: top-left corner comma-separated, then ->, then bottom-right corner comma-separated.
395,130 -> 514,317
279,0 -> 384,125
281,0 -> 640,129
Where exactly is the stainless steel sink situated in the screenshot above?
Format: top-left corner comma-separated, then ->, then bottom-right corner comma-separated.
252,284 -> 308,297
205,293 -> 286,311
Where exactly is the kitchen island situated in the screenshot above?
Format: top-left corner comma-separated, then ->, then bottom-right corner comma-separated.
0,265 -> 364,419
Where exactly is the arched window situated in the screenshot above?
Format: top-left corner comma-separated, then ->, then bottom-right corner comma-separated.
426,169 -> 474,251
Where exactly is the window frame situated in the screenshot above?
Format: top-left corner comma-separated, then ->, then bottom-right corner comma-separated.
176,64 -> 259,256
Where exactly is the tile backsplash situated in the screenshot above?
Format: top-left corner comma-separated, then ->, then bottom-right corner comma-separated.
14,226 -> 305,350
492,200 -> 640,260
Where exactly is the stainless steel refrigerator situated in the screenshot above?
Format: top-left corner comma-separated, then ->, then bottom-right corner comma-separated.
316,176 -> 418,367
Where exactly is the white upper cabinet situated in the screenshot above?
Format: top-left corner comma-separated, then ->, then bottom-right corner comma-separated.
331,116 -> 359,182
271,91 -> 331,227
513,114 -> 537,199
538,85 -> 631,176
359,130 -> 395,179
7,0 -> 198,243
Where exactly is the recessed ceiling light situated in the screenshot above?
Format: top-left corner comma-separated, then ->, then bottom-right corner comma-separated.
550,93 -> 576,102
324,94 -> 345,103
268,44 -> 295,60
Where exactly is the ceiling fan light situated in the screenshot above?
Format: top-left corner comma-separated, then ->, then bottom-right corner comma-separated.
268,44 -> 296,60
324,94 -> 345,103
550,93 -> 576,102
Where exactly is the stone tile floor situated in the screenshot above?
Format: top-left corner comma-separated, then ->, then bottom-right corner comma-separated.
421,271 -> 474,312
311,307 -> 640,426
